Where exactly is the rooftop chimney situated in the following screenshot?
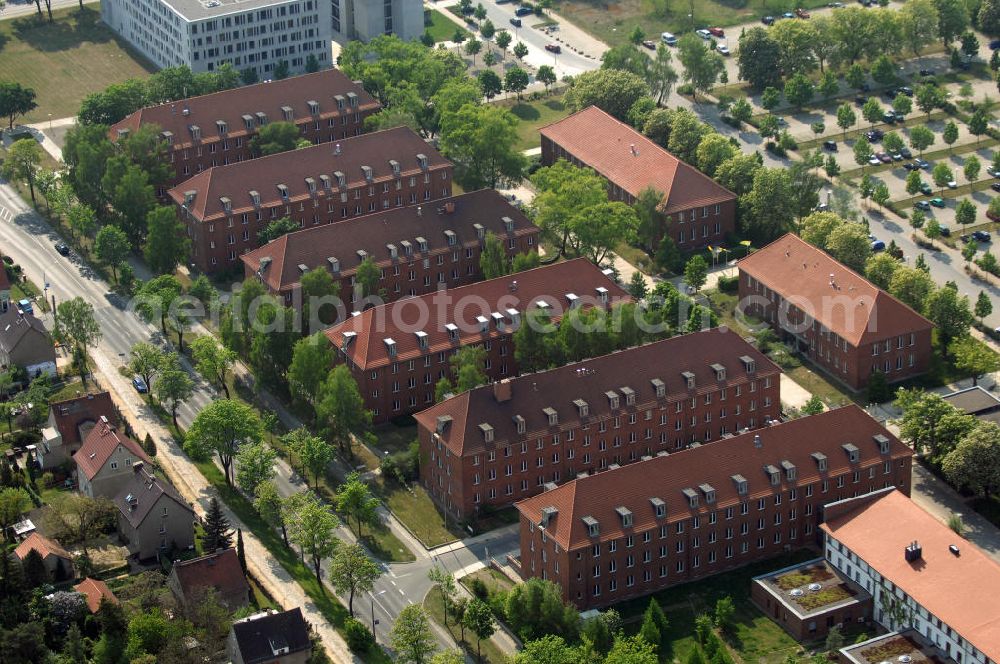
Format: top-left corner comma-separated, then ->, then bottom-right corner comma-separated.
630,143 -> 637,156
493,379 -> 513,403
904,540 -> 922,563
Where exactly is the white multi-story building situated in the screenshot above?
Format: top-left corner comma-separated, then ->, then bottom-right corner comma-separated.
822,488 -> 1000,664
101,0 -> 333,79
330,0 -> 422,42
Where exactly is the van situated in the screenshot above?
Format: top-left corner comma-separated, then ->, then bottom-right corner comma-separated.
661,32 -> 677,45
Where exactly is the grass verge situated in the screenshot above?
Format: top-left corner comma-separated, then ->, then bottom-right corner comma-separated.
381,482 -> 461,548
425,585 -> 509,664
496,93 -> 569,152
425,8 -> 469,42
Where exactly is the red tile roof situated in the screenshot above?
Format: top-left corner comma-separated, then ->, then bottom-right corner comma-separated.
170,548 -> 248,604
14,532 -> 72,562
49,392 -> 117,447
822,489 -> 1000,662
539,106 -> 736,214
738,233 -> 934,347
415,328 -> 780,456
516,405 -> 910,551
324,259 -> 629,370
167,126 -> 451,222
111,69 -> 379,149
73,577 -> 118,613
241,189 -> 538,293
75,416 -> 151,481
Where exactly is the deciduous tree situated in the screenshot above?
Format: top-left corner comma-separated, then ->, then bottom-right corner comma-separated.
287,491 -> 339,584
191,335 -> 236,398
144,206 -> 189,275
317,365 -> 371,457
235,441 -> 277,497
95,225 -> 131,283
328,543 -> 382,617
942,421 -> 1000,498
184,399 -> 264,485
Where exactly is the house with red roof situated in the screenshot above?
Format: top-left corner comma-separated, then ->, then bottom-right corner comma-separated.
540,106 -> 737,251
14,532 -> 75,580
39,391 -> 118,470
75,416 -> 152,499
73,577 -> 118,613
167,548 -> 249,611
738,234 -> 934,390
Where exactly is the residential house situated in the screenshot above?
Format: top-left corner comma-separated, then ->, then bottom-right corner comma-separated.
0,308 -> 56,379
73,577 -> 119,613
38,392 -> 118,470
14,532 -> 75,580
324,258 -> 630,422
241,189 -> 540,310
228,608 -> 312,664
737,234 -> 934,390
539,106 -> 737,250
114,463 -> 195,561
75,416 -> 152,499
416,328 -> 782,521
515,406 -> 912,610
167,548 -> 250,611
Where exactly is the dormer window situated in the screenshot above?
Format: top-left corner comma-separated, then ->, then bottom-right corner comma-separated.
650,497 -> 666,518
255,111 -> 268,126
651,378 -> 666,398
540,506 -> 558,527
583,516 -> 599,538
220,196 -> 232,213
445,323 -> 459,342
764,465 -> 780,486
335,94 -> 346,110
781,460 -> 796,481
699,483 -> 716,504
417,236 -> 428,252
513,414 -> 525,434
357,249 -> 368,261
536,300 -> 551,312
615,507 -> 633,528
328,257 -> 340,273
417,153 -> 429,169
476,315 -> 488,333
812,452 -> 828,472
249,190 -> 261,207
160,130 -> 173,144
281,105 -> 293,121
595,286 -> 609,304
320,174 -> 331,190
731,474 -> 748,495
566,293 -> 580,309
277,184 -> 289,200
400,240 -> 413,256
347,91 -> 359,107
621,387 -> 636,406
682,371 -> 696,389
479,423 -> 494,443
605,390 -> 620,410
503,216 -> 514,232
342,331 -> 357,349
305,177 -> 317,193
711,363 -> 726,381
384,338 -> 397,357
308,100 -> 320,115
335,171 -> 346,187
435,415 -> 452,434
361,165 -> 373,181
216,120 -> 228,135
843,443 -> 860,463
491,312 -> 505,331
242,114 -> 254,130
573,399 -> 589,417
389,159 -> 400,176
189,125 -> 201,140
740,355 -> 756,373
415,330 -> 428,349
873,434 -> 890,454
387,243 -> 398,259
682,487 -> 699,509
472,223 -> 485,241
543,407 -> 558,426
444,230 -> 457,246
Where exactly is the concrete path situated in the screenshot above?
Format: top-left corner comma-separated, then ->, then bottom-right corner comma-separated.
779,375 -> 814,411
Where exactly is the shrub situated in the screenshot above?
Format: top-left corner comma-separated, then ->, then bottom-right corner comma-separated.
469,576 -> 489,600
344,617 -> 374,653
716,275 -> 739,293
677,83 -> 695,96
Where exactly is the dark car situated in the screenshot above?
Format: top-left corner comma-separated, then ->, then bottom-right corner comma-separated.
708,26 -> 725,36
939,225 -> 951,237
509,17 -> 522,26
55,242 -> 70,256
900,147 -> 912,159
915,200 -> 931,211
515,5 -> 533,15
899,86 -> 914,97
920,183 -> 932,195
855,94 -> 868,106
882,110 -> 897,124
545,43 -> 561,53
823,140 -> 837,151
132,376 -> 149,394
973,230 -> 992,242
642,40 -> 655,49
903,162 -> 918,171
884,88 -> 897,100
992,182 -> 1000,192
876,152 -> 893,164
915,158 -> 930,170
865,129 -> 884,142
871,239 -> 886,252
762,15 -> 775,25
991,39 -> 1000,50
919,68 -> 935,76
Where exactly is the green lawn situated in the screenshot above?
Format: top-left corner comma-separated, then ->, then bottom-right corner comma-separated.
425,585 -> 509,664
0,7 -> 155,122
382,482 -> 461,548
498,93 -> 569,152
424,8 -> 469,42
548,0 -> 832,48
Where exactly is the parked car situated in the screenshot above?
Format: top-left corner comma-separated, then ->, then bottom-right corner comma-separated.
871,239 -> 886,252
761,15 -> 775,25
708,27 -> 724,36
782,11 -> 795,18
869,155 -> 881,166
915,158 -> 930,170
696,28 -> 712,39
930,197 -> 945,208
514,5 -> 533,15
919,68 -> 935,76
903,162 -> 919,171
509,17 -> 522,26
988,168 -> 1000,178
855,94 -> 868,106
920,183 -> 933,195
661,32 -> 677,45
900,147 -> 912,159
865,129 -> 884,141
716,44 -> 730,56
946,180 -> 957,189
915,200 -> 931,210
991,39 -> 1000,50
826,2 -> 844,7
973,230 -> 992,242
992,182 -> 1000,192
891,152 -> 903,161
545,43 -> 561,53
823,140 -> 837,151
876,152 -> 892,164
132,377 -> 149,394
17,299 -> 32,314
882,110 -> 897,124
899,86 -> 914,97
55,242 -> 70,256
795,7 -> 810,18
939,226 -> 951,237
642,40 -> 656,49
858,0 -> 873,6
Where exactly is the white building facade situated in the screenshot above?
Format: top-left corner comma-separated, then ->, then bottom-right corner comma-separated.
101,0 -> 333,79
330,0 -> 422,42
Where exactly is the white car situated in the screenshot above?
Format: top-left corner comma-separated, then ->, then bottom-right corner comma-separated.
661,32 -> 677,45
868,156 -> 881,166
716,44 -> 730,55
696,28 -> 712,39
947,180 -> 958,189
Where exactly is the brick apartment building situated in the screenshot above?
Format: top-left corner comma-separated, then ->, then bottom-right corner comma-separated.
515,405 -> 913,610
167,126 -> 453,273
738,234 -> 934,391
111,69 -> 381,191
415,328 -> 782,521
539,106 -> 737,250
324,259 -> 629,423
240,189 -> 540,310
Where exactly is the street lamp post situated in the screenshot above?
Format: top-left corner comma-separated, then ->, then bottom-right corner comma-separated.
369,590 -> 386,636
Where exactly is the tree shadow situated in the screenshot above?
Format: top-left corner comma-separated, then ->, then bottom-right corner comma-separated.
511,103 -> 540,122
11,7 -> 113,53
